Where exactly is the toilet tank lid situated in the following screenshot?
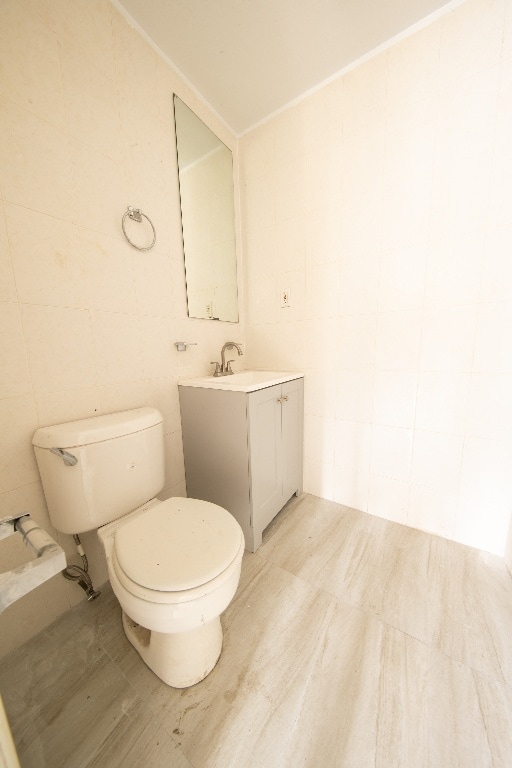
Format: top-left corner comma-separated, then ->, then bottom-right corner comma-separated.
32,407 -> 163,449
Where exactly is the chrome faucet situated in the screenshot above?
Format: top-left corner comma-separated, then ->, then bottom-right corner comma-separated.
212,342 -> 243,376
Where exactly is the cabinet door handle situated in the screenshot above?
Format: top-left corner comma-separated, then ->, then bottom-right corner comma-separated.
277,395 -> 289,404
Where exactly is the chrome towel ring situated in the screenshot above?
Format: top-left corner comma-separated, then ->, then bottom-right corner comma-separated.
122,206 -> 156,250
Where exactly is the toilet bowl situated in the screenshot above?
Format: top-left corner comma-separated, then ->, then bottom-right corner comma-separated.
32,407 -> 245,688
98,496 -> 244,687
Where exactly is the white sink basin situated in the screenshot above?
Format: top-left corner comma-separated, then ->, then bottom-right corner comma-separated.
178,370 -> 303,393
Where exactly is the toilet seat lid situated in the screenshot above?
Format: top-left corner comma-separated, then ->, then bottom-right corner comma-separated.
114,497 -> 243,592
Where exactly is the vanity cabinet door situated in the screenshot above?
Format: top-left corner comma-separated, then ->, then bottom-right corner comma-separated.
247,384 -> 283,533
247,378 -> 304,543
281,377 -> 304,502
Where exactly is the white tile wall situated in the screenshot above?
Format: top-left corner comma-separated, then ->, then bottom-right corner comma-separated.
0,0 -> 242,656
410,431 -> 464,494
242,0 -> 512,557
371,425 -> 414,483
375,311 -> 423,370
377,244 -> 427,312
415,372 -> 471,434
373,371 -> 418,428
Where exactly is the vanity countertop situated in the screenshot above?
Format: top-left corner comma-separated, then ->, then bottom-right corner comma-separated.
178,370 -> 304,393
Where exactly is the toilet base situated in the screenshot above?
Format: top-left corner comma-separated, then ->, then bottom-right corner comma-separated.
122,611 -> 223,688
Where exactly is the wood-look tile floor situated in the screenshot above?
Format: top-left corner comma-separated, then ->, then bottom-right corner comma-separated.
1,494 -> 512,767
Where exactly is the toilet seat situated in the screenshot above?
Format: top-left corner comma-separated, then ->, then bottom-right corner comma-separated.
110,497 -> 244,605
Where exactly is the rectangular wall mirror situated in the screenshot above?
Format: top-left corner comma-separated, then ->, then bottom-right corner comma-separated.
173,95 -> 239,322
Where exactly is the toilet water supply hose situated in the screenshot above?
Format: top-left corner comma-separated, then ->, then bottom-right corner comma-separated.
63,534 -> 101,601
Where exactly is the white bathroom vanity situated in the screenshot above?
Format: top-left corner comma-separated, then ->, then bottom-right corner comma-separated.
178,371 -> 304,552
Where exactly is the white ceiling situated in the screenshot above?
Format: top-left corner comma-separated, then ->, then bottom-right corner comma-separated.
114,0 -> 457,135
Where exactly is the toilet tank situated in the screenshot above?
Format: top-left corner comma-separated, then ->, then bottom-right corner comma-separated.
32,408 -> 165,534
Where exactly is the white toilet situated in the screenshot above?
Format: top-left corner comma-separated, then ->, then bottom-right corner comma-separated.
32,407 -> 244,688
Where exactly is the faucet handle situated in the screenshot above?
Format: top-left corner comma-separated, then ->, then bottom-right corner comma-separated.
210,361 -> 222,376
226,360 -> 235,374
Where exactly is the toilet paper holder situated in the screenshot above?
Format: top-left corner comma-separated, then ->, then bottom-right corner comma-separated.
0,514 -> 67,614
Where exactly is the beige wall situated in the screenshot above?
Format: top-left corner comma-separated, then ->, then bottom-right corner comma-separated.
0,0 -> 243,657
242,0 -> 512,555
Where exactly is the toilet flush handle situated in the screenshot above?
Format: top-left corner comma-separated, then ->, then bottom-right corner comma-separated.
50,447 -> 78,466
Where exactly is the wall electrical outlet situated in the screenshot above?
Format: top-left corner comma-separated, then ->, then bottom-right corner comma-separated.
280,288 -> 291,308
